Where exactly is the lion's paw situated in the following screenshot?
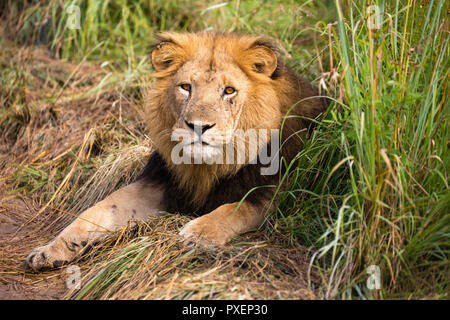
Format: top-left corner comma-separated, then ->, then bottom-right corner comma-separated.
25,244 -> 69,272
179,216 -> 231,247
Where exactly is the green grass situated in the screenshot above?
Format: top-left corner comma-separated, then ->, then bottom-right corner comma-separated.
273,0 -> 449,298
1,0 -> 448,299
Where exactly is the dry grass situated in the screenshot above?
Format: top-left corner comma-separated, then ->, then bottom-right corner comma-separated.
67,216 -> 320,300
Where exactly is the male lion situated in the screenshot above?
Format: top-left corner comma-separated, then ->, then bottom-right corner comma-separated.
26,32 -> 328,271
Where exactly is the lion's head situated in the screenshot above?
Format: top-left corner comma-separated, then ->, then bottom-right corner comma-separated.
145,32 -> 326,204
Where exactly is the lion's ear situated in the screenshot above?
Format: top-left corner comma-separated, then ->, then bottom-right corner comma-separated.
151,33 -> 186,73
242,38 -> 279,78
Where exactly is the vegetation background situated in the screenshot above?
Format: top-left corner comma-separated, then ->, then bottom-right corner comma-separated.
0,0 -> 448,299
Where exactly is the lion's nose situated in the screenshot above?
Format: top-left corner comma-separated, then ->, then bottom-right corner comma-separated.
185,121 -> 216,135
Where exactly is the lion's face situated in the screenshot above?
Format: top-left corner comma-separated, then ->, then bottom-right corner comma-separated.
150,32 -> 282,163
169,55 -> 253,160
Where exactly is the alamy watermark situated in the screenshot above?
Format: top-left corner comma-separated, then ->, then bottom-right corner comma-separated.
366,265 -> 381,290
170,126 -> 281,175
366,5 -> 383,30
66,5 -> 81,30
66,265 -> 81,290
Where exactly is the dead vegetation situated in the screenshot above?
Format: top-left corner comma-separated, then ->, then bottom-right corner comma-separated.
66,217 -> 320,300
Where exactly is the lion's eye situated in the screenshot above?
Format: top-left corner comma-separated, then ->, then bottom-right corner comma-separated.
224,87 -> 236,95
180,83 -> 191,92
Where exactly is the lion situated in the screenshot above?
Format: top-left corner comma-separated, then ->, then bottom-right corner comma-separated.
25,32 -> 328,271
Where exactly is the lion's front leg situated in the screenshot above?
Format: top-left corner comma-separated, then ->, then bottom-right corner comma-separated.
179,201 -> 268,246
26,181 -> 164,271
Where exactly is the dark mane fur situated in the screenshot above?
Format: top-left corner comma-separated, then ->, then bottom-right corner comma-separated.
138,152 -> 278,216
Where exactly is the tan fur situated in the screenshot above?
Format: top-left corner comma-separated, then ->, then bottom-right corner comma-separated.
179,201 -> 266,245
25,32 -> 326,271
